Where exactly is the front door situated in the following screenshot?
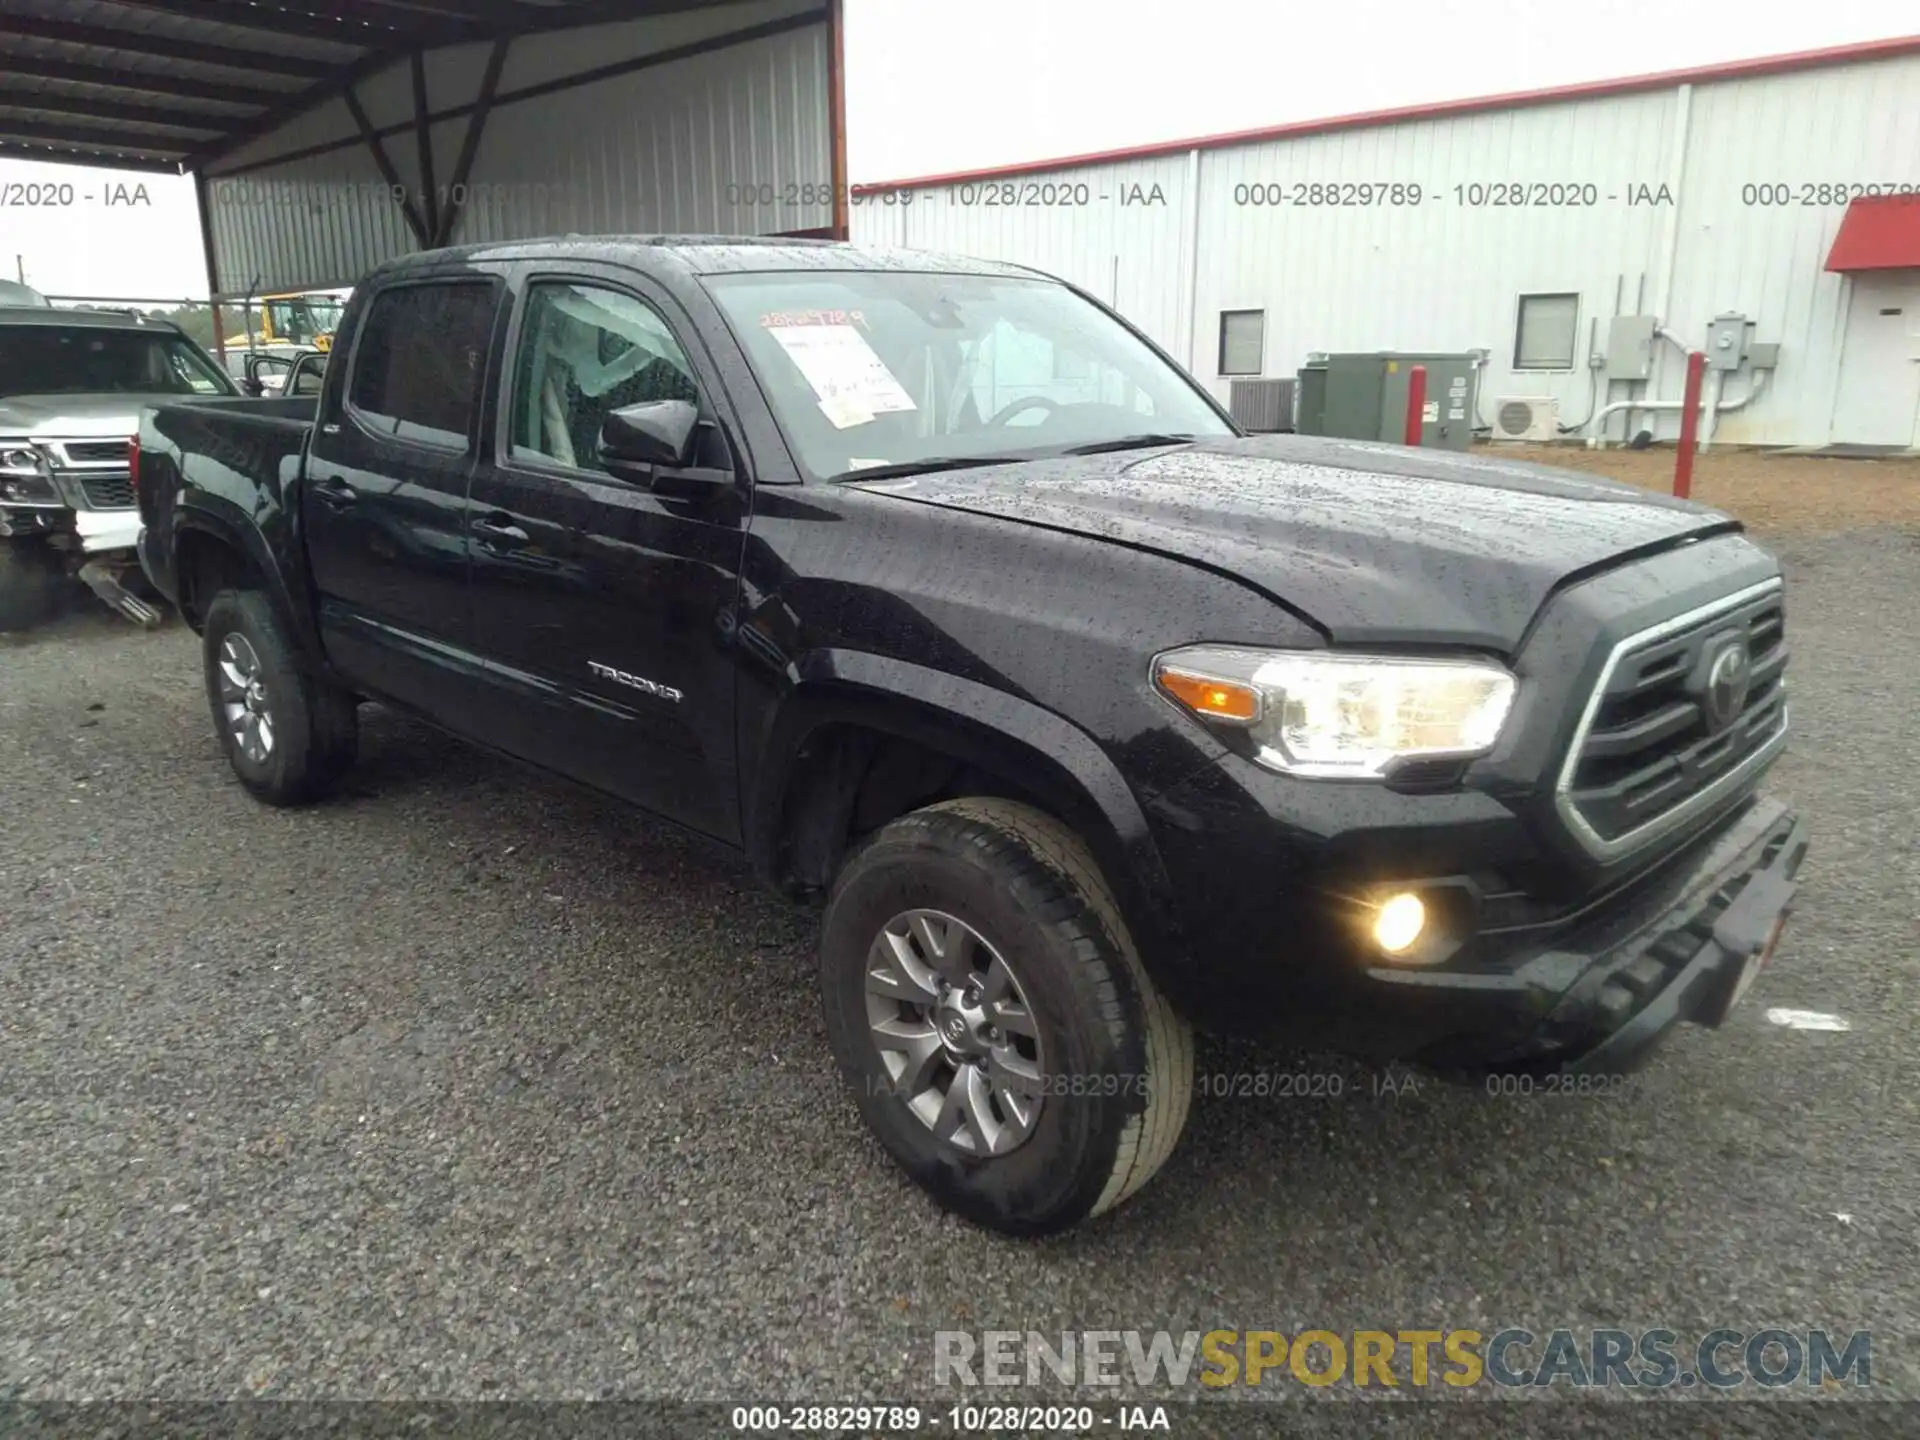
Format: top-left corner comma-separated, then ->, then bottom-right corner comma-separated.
462,268 -> 749,842
1831,273 -> 1920,447
304,276 -> 503,720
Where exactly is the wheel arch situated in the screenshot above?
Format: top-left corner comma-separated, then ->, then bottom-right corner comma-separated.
171,500 -> 311,659
746,649 -> 1189,991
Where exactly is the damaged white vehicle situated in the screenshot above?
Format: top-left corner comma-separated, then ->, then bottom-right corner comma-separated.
0,296 -> 239,625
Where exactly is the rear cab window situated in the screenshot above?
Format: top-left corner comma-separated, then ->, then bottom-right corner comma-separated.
345,281 -> 499,449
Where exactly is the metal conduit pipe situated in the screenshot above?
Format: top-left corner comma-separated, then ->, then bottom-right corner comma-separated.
1586,367 -> 1769,449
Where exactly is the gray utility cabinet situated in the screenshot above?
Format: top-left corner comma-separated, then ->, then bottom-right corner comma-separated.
1296,360 -> 1329,438
1296,352 -> 1478,451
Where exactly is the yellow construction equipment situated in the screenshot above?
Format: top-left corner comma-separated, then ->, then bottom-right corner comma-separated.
256,291 -> 346,352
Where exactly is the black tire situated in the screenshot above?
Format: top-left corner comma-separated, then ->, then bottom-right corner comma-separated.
822,798 -> 1193,1236
201,588 -> 358,806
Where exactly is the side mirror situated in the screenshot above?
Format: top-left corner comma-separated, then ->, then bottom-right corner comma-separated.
599,399 -> 699,472
240,377 -> 266,398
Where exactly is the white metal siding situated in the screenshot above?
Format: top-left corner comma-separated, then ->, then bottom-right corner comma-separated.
1192,88 -> 1679,431
203,0 -> 830,295
852,156 -> 1192,353
1665,53 -> 1920,445
861,51 -> 1920,448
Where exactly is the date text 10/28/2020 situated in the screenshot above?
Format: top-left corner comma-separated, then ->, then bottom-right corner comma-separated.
730,177 -> 1914,209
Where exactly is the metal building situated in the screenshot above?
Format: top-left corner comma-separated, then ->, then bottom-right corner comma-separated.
850,37 -> 1920,452
0,0 -> 848,313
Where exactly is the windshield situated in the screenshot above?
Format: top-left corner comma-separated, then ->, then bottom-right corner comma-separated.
0,326 -> 234,398
703,270 -> 1234,479
267,297 -> 345,344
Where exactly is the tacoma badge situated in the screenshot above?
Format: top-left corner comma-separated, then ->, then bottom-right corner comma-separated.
588,661 -> 683,703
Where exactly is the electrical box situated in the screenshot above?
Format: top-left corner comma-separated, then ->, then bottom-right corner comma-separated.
1748,342 -> 1780,371
1706,312 -> 1751,372
1606,315 -> 1657,380
1301,353 -> 1478,451
1295,360 -> 1329,437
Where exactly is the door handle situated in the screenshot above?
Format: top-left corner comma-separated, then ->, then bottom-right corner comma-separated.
470,513 -> 530,546
311,476 -> 357,508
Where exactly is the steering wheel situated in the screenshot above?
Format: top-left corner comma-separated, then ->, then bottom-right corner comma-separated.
986,394 -> 1061,428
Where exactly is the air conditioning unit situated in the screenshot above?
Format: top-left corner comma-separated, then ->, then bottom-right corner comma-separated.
1490,396 -> 1559,442
1228,377 -> 1296,432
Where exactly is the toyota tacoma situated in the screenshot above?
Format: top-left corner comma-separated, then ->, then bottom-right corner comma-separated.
134,237 -> 1807,1235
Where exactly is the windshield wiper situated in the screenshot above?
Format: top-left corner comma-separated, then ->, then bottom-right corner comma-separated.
1056,433 -> 1198,456
827,455 -> 1023,484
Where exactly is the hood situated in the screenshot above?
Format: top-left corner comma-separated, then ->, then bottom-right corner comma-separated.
0,393 -> 175,437
850,433 -> 1737,652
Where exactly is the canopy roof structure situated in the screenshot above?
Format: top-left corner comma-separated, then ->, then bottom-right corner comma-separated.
0,0 -> 742,173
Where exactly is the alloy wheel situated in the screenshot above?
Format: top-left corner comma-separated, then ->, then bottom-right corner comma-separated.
216,632 -> 274,764
864,908 -> 1046,1156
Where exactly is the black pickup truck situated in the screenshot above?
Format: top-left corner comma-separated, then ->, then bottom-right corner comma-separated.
136,236 -> 1807,1235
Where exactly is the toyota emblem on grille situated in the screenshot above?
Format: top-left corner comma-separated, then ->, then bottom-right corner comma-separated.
1702,639 -> 1752,732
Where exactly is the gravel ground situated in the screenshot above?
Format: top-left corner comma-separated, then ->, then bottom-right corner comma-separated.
1495,443 -> 1920,534
3,517 -> 1918,1419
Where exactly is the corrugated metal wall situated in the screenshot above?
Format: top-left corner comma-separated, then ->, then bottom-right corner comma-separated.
202,0 -> 830,295
853,50 -> 1920,448
854,153 -> 1197,363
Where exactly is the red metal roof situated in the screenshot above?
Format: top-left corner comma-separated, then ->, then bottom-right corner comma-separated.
1826,193 -> 1920,271
853,34 -> 1920,193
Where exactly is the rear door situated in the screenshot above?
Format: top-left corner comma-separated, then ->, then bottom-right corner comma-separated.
461,264 -> 750,841
304,274 -> 504,721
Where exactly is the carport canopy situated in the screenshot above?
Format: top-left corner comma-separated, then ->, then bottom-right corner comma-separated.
0,0 -> 848,300
0,0 -> 765,173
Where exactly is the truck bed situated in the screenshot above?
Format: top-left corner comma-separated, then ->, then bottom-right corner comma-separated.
136,396 -> 319,611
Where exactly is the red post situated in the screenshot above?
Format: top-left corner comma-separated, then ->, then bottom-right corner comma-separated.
1403,364 -> 1427,446
1674,350 -> 1706,499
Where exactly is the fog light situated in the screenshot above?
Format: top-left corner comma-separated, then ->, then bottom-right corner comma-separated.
1372,892 -> 1427,955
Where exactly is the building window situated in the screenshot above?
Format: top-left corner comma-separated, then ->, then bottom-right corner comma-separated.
1218,310 -> 1264,376
1513,293 -> 1579,371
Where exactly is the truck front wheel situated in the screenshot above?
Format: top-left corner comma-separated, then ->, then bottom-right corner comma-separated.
201,588 -> 358,806
821,798 -> 1193,1236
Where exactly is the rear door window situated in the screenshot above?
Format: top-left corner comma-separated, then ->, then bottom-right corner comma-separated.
347,281 -> 498,449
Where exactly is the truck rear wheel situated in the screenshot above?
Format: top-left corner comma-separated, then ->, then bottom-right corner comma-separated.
201,588 -> 358,806
821,798 -> 1193,1236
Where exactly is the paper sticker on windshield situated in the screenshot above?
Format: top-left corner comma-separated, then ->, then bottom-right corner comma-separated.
767,324 -> 917,417
818,395 -> 876,429
762,309 -> 868,329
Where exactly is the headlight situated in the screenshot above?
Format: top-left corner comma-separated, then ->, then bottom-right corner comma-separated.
0,444 -> 45,475
1152,645 -> 1517,778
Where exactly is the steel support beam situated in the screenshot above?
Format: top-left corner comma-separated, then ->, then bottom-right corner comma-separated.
409,49 -> 440,246
193,169 -> 229,358
431,38 -> 510,248
0,53 -> 281,107
0,141 -> 180,173
0,116 -> 197,155
2,91 -> 237,134
0,12 -> 334,77
106,0 -> 432,48
341,83 -> 430,247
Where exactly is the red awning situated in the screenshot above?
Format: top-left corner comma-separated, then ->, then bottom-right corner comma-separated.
1825,194 -> 1920,272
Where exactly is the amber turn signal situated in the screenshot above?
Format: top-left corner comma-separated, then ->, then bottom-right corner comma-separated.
1155,667 -> 1261,723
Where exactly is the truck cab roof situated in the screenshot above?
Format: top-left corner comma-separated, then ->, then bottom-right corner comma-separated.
361,235 -> 1045,284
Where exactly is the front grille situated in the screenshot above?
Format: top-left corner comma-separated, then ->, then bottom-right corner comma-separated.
78,472 -> 135,508
1557,580 -> 1788,858
64,440 -> 129,464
